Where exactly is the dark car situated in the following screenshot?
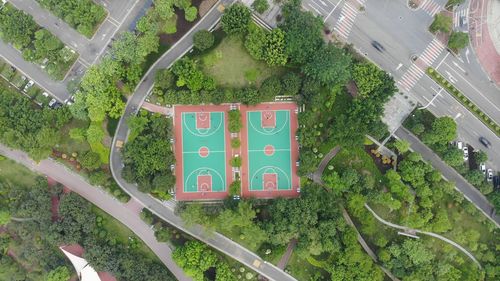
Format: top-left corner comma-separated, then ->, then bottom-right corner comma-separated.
479,137 -> 491,148
371,41 -> 385,52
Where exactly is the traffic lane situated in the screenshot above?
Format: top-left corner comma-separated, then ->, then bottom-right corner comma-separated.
435,55 -> 500,124
302,0 -> 340,18
95,0 -> 140,22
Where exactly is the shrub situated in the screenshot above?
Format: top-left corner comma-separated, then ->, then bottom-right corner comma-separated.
230,156 -> 242,167
228,110 -> 242,133
221,3 -> 251,35
193,30 -> 215,51
185,6 -> 198,22
259,76 -> 282,99
252,0 -> 269,14
448,31 -> 469,51
231,138 -> 241,148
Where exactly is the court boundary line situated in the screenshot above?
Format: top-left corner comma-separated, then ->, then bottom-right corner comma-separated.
247,110 -> 289,136
182,111 -> 224,138
249,166 -> 291,191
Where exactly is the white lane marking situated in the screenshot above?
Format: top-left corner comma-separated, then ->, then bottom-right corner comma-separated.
396,63 -> 403,70
435,52 -> 450,69
453,61 -> 466,73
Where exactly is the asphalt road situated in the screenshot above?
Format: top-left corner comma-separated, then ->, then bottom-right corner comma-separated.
0,144 -> 192,281
302,0 -> 500,171
109,1 -> 297,280
396,127 -> 500,227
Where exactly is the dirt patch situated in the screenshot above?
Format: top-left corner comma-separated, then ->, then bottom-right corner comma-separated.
346,80 -> 359,98
159,0 -> 207,46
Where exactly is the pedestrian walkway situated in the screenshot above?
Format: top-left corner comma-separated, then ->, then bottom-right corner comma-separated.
334,1 -> 365,40
276,239 -> 297,270
141,101 -> 173,116
419,0 -> 442,17
398,38 -> 445,92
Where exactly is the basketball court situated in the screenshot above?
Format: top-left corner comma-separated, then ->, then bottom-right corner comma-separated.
240,103 -> 300,198
173,105 -> 232,200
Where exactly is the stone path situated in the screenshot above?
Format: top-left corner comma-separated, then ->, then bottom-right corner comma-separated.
276,239 -> 297,270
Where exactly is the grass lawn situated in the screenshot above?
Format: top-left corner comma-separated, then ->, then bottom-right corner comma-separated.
92,206 -> 160,262
57,119 -> 91,155
198,35 -> 284,88
287,252 -> 329,281
0,157 -> 39,187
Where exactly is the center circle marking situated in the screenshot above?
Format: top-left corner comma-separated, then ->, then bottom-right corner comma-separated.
199,146 -> 209,158
264,145 -> 275,156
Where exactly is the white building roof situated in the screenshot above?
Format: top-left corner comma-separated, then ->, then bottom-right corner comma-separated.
60,247 -> 102,281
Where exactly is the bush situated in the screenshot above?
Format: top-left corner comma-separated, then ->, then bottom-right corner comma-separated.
429,14 -> 452,33
193,30 -> 215,51
229,180 -> 241,196
78,151 -> 102,171
185,6 -> 198,22
252,0 -> 269,14
231,138 -> 241,148
281,72 -> 302,96
448,31 -> 469,51
230,156 -> 242,167
228,110 -> 242,133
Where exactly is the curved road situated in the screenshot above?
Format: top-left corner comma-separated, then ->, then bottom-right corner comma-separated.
109,1 -> 297,281
0,144 -> 191,281
364,203 -> 482,268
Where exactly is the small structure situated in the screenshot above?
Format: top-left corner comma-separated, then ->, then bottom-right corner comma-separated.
60,244 -> 117,281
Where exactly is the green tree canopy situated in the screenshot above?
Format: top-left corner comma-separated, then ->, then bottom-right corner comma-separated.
221,4 -> 251,35
302,44 -> 352,86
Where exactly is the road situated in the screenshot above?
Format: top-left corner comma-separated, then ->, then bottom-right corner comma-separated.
0,0 -> 144,102
0,144 -> 192,281
301,0 -> 500,171
395,127 -> 500,227
109,1 -> 297,280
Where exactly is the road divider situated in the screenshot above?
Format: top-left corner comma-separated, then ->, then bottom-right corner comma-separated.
427,68 -> 500,136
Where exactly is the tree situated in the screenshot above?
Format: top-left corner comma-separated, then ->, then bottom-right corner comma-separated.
154,226 -> 171,242
78,151 -> 102,171
172,241 -> 219,281
474,150 -> 488,164
127,115 -> 149,142
280,4 -> 323,64
302,43 -> 352,86
221,4 -> 251,35
244,23 -> 267,60
185,6 -> 198,22
394,139 -> 410,154
193,30 -> 214,51
155,69 -> 175,90
422,116 -> 457,145
430,14 -> 452,33
259,76 -> 282,99
448,32 -> 469,51
263,28 -> 288,66
155,0 -> 175,20
443,147 -> 465,168
46,266 -> 71,281
281,72 -> 301,96
252,0 -> 269,14
465,170 -> 485,186
352,62 -> 387,97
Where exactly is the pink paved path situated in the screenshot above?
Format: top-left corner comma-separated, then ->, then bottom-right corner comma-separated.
141,102 -> 173,116
470,0 -> 500,84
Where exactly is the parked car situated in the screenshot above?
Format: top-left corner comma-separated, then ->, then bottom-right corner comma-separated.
23,80 -> 34,92
456,141 -> 463,150
487,169 -> 493,182
48,98 -> 57,108
480,163 -> 486,174
479,137 -> 491,148
463,146 -> 469,161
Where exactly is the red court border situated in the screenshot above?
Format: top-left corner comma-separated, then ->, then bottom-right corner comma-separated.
240,102 -> 300,199
173,105 -> 233,200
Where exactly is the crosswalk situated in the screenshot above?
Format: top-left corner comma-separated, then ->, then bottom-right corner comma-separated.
334,0 -> 365,39
398,39 -> 445,91
454,7 -> 468,28
420,0 -> 441,17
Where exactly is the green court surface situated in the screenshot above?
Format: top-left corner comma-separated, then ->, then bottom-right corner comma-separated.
247,110 -> 292,191
182,112 -> 227,192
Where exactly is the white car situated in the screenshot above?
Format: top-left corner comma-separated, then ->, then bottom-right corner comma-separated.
42,92 -> 49,97
456,141 -> 463,150
487,169 -> 493,182
23,80 -> 34,92
462,146 -> 469,161
48,98 -> 57,107
479,163 -> 486,174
